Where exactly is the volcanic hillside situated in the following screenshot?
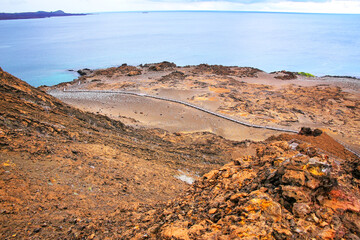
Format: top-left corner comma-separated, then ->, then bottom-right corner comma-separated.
0,67 -> 360,239
0,68 -> 251,239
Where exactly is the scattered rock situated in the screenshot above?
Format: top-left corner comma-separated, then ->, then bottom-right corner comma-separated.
313,128 -> 323,136
148,61 -> 176,71
293,203 -> 311,217
159,71 -> 186,82
193,64 -> 234,75
126,141 -> 360,239
273,70 -> 297,80
77,68 -> 93,76
299,127 -> 323,137
282,169 -> 306,186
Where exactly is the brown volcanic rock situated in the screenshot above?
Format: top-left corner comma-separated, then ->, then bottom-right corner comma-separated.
148,61 -> 177,71
193,64 -> 235,75
269,132 -> 357,161
126,141 -> 360,239
272,70 -> 297,80
192,64 -> 262,78
159,71 -> 186,83
93,64 -> 142,77
0,69 -> 244,239
233,66 -> 263,78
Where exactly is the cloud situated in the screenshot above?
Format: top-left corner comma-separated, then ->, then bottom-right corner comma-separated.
150,0 -> 330,3
1,0 -> 360,13
149,0 -> 360,12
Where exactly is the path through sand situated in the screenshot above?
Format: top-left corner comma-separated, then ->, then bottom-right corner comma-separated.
50,90 -> 281,142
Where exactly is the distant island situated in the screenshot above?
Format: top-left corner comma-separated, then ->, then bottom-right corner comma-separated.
0,10 -> 86,20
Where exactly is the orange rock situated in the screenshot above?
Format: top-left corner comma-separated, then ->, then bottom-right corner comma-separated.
188,224 -> 205,236
282,169 -> 305,186
209,208 -> 218,214
319,229 -> 336,240
203,170 -> 219,180
161,226 -> 190,240
293,203 -> 311,217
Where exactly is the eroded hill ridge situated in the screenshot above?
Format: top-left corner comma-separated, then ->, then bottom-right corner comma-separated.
0,67 -> 359,239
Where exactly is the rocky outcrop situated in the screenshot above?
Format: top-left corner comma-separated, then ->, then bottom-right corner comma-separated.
77,68 -> 93,76
125,141 -> 360,239
272,70 -> 297,80
92,64 -> 142,77
159,71 -> 186,83
192,65 -> 262,78
193,64 -> 235,76
299,127 -> 323,137
148,61 -> 177,71
234,67 -> 262,78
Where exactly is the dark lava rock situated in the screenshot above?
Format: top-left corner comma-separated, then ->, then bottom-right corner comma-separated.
77,68 -> 93,76
299,127 -> 313,136
313,128 -> 323,137
273,70 -> 297,80
299,127 -> 323,137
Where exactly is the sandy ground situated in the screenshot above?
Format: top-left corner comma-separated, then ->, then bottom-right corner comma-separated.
50,90 -> 280,142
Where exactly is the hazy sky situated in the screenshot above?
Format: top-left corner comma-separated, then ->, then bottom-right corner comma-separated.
2,0 -> 360,14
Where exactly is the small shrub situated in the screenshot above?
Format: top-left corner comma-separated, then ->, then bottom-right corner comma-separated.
298,72 -> 315,77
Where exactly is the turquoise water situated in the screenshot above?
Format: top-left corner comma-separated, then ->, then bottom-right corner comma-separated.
0,11 -> 359,86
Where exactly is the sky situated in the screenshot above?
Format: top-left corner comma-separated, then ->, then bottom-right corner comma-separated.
1,0 -> 360,14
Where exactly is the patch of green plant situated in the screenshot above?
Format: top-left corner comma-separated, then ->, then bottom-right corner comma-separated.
298,72 -> 315,77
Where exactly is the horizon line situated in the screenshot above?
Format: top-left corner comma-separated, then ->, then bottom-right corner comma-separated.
2,9 -> 359,15
90,10 -> 360,15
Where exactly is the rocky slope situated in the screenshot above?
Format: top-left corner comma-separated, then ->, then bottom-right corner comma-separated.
122,140 -> 360,239
1,67 -> 359,239
0,68 -> 251,239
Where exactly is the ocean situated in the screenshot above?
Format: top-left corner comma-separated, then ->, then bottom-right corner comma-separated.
0,11 -> 359,87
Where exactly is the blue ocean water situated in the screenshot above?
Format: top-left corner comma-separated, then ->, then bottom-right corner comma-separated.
0,11 -> 359,87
